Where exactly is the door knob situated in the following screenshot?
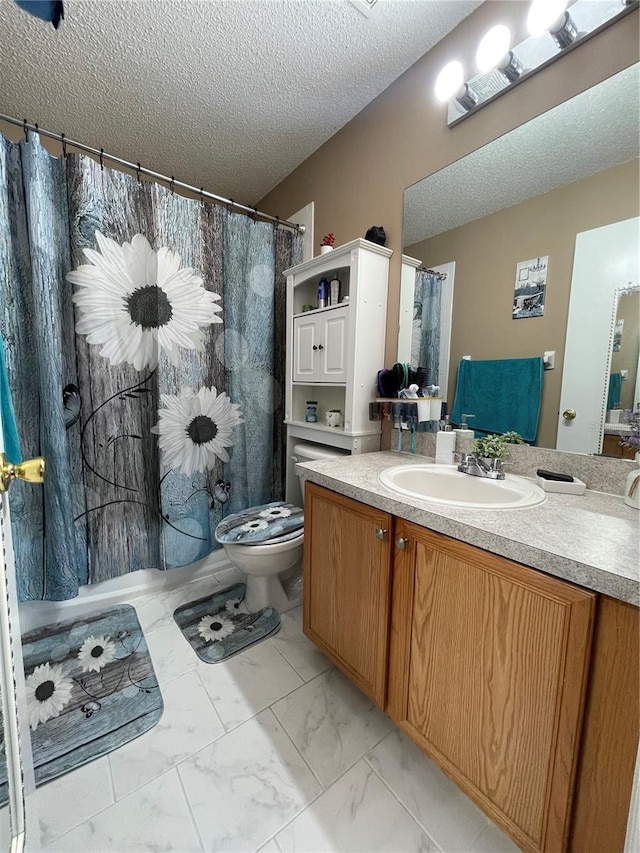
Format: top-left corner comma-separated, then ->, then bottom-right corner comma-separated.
395,537 -> 408,549
375,527 -> 387,540
563,409 -> 577,421
0,453 -> 45,493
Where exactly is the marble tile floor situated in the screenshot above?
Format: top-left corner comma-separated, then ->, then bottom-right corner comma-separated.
5,572 -> 520,853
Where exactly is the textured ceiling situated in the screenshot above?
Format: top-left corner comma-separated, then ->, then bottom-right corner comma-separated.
0,0 -> 479,205
403,63 -> 640,247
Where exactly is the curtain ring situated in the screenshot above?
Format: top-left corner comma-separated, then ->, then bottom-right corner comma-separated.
199,187 -> 204,206
34,123 -> 38,135
273,216 -> 280,232
99,148 -> 104,170
61,133 -> 67,159
227,198 -> 234,214
170,176 -> 175,195
136,162 -> 142,184
252,207 -> 258,222
23,119 -> 29,142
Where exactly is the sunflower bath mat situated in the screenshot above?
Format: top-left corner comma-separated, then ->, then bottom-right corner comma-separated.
0,603 -> 163,805
173,583 -> 280,664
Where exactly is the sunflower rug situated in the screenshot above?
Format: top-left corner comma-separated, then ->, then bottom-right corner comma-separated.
0,604 -> 163,806
173,582 -> 280,664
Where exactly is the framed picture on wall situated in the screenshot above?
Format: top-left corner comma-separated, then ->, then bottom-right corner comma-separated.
512,256 -> 548,319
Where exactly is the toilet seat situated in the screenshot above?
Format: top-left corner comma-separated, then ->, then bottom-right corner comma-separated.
215,501 -> 304,547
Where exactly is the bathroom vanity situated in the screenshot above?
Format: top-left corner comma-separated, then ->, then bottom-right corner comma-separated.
298,452 -> 639,853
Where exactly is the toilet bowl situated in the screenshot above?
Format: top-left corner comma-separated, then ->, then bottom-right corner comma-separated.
215,442 -> 348,611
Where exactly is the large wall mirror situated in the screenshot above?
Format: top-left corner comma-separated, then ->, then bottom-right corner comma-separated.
400,63 -> 639,457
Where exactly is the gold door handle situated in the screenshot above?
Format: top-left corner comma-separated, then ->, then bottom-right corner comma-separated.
0,453 -> 45,493
562,409 -> 577,421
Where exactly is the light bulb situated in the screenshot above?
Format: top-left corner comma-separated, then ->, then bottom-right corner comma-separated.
527,0 -> 568,36
434,61 -> 464,102
476,25 -> 512,73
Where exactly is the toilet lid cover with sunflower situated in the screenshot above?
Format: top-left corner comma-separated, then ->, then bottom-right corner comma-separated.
214,501 -> 304,545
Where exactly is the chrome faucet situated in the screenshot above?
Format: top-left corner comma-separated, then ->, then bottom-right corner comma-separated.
454,452 -> 506,480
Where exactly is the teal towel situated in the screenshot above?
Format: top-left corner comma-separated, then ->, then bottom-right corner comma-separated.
0,335 -> 22,463
607,372 -> 622,411
451,357 -> 544,443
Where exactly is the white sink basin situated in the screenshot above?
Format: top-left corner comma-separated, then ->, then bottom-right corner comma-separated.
379,464 -> 546,510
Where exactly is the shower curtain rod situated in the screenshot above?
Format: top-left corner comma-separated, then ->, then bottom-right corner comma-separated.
0,114 -> 305,234
420,267 -> 447,280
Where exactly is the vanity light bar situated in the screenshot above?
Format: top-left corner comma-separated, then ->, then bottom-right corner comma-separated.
438,0 -> 639,127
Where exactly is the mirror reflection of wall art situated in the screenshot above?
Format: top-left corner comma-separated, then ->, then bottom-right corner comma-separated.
512,256 -> 548,320
613,318 -> 624,352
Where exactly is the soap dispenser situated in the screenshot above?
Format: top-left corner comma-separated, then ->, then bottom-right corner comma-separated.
435,415 -> 456,465
454,413 -> 475,442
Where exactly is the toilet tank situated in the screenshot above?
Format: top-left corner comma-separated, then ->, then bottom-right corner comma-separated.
290,442 -> 349,507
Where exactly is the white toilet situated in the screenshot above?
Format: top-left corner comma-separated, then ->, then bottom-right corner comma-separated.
215,443 -> 348,612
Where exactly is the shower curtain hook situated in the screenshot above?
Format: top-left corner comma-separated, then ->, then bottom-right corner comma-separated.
136,162 -> 142,184
227,198 -> 234,214
199,187 -> 204,206
274,216 -> 280,232
252,206 -> 258,222
23,119 -> 29,142
99,148 -> 104,170
61,133 -> 67,159
170,176 -> 175,195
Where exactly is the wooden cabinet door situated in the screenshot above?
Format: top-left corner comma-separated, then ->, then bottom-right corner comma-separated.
387,521 -> 595,853
293,315 -> 318,382
318,307 -> 348,382
303,483 -> 393,706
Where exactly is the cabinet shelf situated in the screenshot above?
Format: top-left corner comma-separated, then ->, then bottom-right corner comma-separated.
292,303 -> 350,319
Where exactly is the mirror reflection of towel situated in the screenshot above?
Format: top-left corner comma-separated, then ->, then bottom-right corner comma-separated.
607,372 -> 622,412
0,335 -> 22,463
451,357 -> 544,443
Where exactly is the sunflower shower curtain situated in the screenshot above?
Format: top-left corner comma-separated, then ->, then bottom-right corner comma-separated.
0,132 -> 301,602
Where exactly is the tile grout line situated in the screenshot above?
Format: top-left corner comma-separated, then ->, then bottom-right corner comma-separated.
175,764 -> 206,853
363,753 -> 445,853
266,703 -> 326,794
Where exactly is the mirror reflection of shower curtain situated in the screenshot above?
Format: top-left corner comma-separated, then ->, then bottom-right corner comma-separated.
0,132 -> 301,602
413,269 -> 442,386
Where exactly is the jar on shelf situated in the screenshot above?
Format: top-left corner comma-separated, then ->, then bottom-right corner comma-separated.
305,401 -> 318,423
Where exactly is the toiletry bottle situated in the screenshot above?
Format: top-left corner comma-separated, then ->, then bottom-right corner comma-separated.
454,413 -> 475,444
317,278 -> 329,309
435,415 -> 456,464
305,401 -> 318,423
330,275 -> 341,306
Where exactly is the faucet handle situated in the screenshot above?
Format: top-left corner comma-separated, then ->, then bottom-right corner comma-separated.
460,413 -> 475,429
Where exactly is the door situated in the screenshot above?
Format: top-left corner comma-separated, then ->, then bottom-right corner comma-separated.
293,315 -> 318,382
318,307 -> 348,382
303,483 -> 393,706
387,521 -> 594,853
0,418 -> 42,851
558,218 -> 639,453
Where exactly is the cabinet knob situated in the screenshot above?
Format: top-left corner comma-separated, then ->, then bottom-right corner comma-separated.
312,345 -> 318,351
318,344 -> 324,350
375,527 -> 387,540
395,536 -> 408,549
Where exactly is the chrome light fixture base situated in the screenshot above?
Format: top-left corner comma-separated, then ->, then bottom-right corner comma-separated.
446,0 -> 638,127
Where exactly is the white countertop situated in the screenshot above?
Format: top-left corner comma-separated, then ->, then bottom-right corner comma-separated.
296,451 -> 639,606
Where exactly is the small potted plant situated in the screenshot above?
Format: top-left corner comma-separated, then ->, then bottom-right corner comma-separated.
621,406 -> 640,461
474,431 -> 524,467
320,233 -> 335,255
